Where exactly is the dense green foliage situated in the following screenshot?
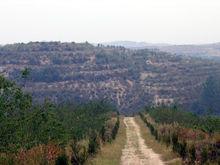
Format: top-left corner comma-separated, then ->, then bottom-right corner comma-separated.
56,101 -> 116,140
0,76 -> 32,152
0,75 -> 120,164
145,106 -> 220,133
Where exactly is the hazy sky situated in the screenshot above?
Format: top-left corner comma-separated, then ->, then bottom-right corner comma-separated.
0,0 -> 220,45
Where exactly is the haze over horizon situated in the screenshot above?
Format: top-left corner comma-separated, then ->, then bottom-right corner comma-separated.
1,0 -> 220,45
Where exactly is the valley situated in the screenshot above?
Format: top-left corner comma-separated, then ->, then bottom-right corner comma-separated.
1,0 -> 220,164
1,42 -> 220,114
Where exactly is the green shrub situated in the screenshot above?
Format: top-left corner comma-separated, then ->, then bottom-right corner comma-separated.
88,132 -> 100,155
112,117 -> 120,140
201,147 -> 208,164
140,108 -> 220,164
71,140 -> 89,165
179,140 -> 187,159
189,145 -> 196,163
55,154 -> 68,165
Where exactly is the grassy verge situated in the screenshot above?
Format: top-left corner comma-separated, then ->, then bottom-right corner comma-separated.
135,116 -> 182,165
86,117 -> 126,165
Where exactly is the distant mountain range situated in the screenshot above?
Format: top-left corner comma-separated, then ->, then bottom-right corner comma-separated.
101,41 -> 220,58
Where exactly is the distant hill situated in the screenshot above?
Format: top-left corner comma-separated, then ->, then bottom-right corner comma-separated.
157,43 -> 220,58
101,41 -> 220,59
101,41 -> 170,49
1,41 -> 220,114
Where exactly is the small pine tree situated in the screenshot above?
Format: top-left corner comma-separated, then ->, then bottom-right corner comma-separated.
21,67 -> 30,88
201,147 -> 208,164
55,154 -> 68,165
189,145 -> 196,163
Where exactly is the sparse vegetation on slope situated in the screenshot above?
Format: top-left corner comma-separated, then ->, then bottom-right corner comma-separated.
1,42 -> 220,114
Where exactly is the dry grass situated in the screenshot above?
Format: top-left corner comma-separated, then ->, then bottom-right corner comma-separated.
134,116 -> 182,165
86,117 -> 126,165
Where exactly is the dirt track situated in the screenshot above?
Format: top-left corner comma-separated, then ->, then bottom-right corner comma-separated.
120,117 -> 164,165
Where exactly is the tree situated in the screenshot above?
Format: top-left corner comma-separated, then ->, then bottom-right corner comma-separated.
21,68 -> 30,79
21,67 -> 30,88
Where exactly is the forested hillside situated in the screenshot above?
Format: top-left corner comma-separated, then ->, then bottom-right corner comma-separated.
1,42 -> 220,114
0,75 -> 119,164
192,75 -> 220,115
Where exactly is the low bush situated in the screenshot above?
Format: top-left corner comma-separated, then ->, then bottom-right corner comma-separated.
140,109 -> 220,164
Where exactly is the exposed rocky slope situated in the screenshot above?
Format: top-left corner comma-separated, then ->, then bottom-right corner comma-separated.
1,42 -> 220,114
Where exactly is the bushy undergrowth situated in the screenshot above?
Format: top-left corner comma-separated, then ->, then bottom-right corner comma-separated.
140,107 -> 220,164
0,75 -> 120,164
146,106 -> 220,133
